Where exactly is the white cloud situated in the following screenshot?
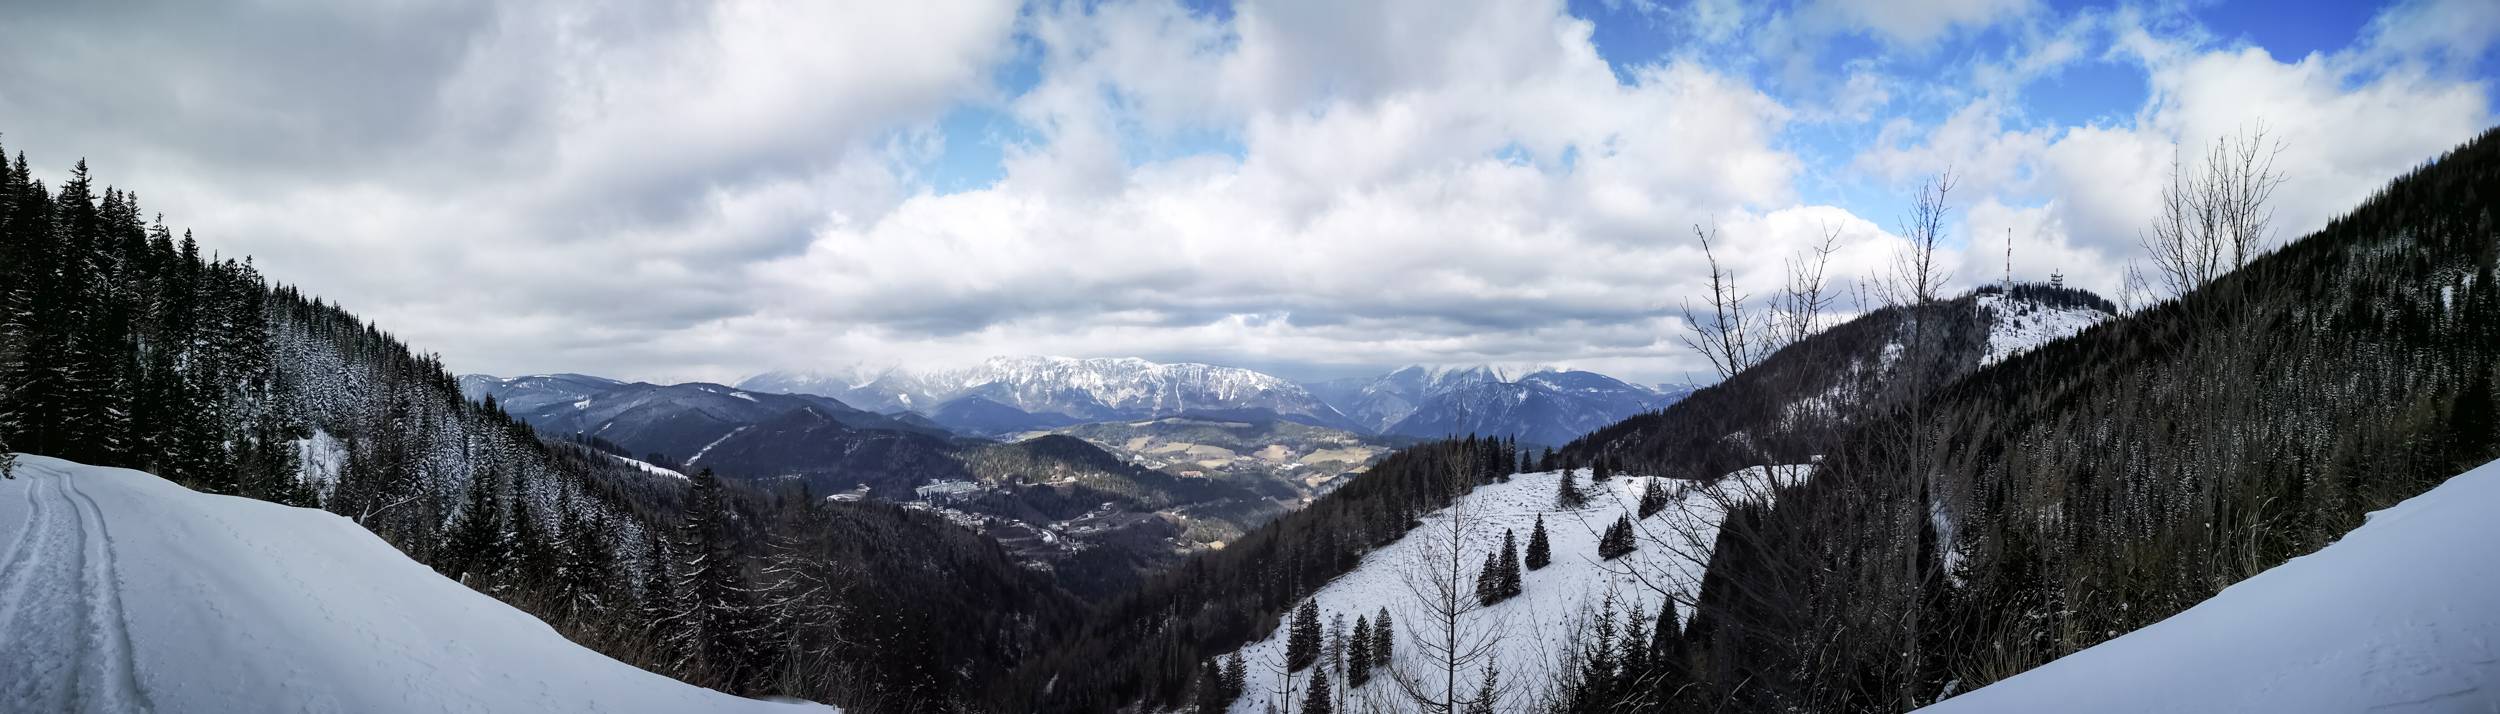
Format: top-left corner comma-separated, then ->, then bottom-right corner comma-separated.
1807,0 -> 2037,46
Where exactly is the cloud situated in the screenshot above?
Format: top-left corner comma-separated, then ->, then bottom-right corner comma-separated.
1806,0 -> 2037,46
2,0 -> 2488,386
1852,8 -> 2493,299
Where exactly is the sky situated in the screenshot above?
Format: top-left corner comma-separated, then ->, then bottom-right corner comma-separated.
1,0 -> 2494,385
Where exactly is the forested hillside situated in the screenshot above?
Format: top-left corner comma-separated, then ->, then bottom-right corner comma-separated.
1004,436 -> 1529,711
1582,127 -> 2500,712
0,138 -> 1078,712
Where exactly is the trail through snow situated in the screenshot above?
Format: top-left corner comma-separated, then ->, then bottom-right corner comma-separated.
0,454 -> 827,713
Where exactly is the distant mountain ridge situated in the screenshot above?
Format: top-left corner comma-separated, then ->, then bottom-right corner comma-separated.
744,357 -> 1687,446
741,356 -> 1361,435
1307,364 -> 1697,446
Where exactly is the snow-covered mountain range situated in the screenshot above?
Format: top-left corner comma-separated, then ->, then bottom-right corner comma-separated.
743,358 -> 1690,446
741,356 -> 1360,434
1306,365 -> 1698,446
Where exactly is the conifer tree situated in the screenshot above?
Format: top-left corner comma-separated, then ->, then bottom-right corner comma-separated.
1346,615 -> 1372,688
1286,598 -> 1322,672
1497,529 -> 1522,599
1195,660 -> 1231,714
1224,650 -> 1249,699
1556,469 -> 1588,509
445,469 -> 507,585
1301,669 -> 1333,714
1597,515 -> 1637,560
1637,477 -> 1670,519
1371,607 -> 1394,667
1475,551 -> 1502,606
1525,514 -> 1552,570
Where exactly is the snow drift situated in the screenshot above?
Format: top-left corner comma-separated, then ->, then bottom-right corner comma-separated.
1921,457 -> 2500,713
0,454 -> 825,713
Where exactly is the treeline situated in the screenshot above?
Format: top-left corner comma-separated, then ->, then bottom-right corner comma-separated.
0,138 -> 1077,712
1004,434 -> 1525,711
1582,127 -> 2500,712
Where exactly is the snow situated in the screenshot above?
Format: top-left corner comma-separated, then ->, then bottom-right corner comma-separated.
1975,292 -> 2109,366
610,453 -> 687,481
1219,466 -> 1808,713
0,454 -> 831,713
1920,457 -> 2500,714
292,428 -> 348,488
685,425 -> 751,467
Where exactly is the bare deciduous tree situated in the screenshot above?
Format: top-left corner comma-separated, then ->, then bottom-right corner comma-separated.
1681,220 -> 1847,381
1774,222 -> 1845,348
2139,125 -> 2286,299
1390,484 -> 1506,714
1883,171 -> 1957,306
1679,222 -> 1763,381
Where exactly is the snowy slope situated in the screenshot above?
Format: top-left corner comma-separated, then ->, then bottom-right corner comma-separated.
1217,466 -> 1805,713
0,455 -> 827,713
1974,291 -> 2111,366
1920,457 -> 2500,714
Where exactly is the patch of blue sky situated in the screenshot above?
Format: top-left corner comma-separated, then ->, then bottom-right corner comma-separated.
922,105 -> 1034,194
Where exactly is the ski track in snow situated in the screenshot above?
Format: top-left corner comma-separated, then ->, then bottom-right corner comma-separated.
0,465 -> 153,712
0,454 -> 832,713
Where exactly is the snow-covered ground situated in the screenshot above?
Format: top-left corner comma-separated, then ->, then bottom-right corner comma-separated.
610,453 -> 688,480
1921,457 -> 2500,713
1976,292 -> 2109,366
1220,466 -> 1805,713
0,454 -> 828,713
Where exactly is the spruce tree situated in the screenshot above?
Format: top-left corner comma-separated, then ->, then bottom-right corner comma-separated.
1346,615 -> 1372,688
1475,551 -> 1502,606
1371,607 -> 1394,667
1497,529 -> 1522,598
1555,469 -> 1588,509
1637,477 -> 1670,519
1525,514 -> 1552,570
445,469 -> 506,584
1598,515 -> 1637,560
669,468 -> 762,689
1301,669 -> 1334,714
1195,660 -> 1231,714
1224,650 -> 1249,699
1286,598 -> 1322,672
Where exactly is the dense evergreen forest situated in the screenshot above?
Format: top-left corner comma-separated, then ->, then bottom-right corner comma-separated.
0,137 -> 1078,713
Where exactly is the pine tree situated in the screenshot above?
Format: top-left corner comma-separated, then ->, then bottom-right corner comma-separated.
668,468 -> 762,689
445,469 -> 507,584
1195,659 -> 1231,714
1371,607 -> 1394,667
1475,551 -> 1503,606
1301,669 -> 1334,714
1224,650 -> 1249,699
1574,595 -> 1622,710
552,494 -> 616,624
1497,529 -> 1522,599
1525,514 -> 1552,570
1637,477 -> 1669,519
1556,469 -> 1588,509
1286,598 -> 1323,672
1347,615 -> 1373,688
1597,515 -> 1637,560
